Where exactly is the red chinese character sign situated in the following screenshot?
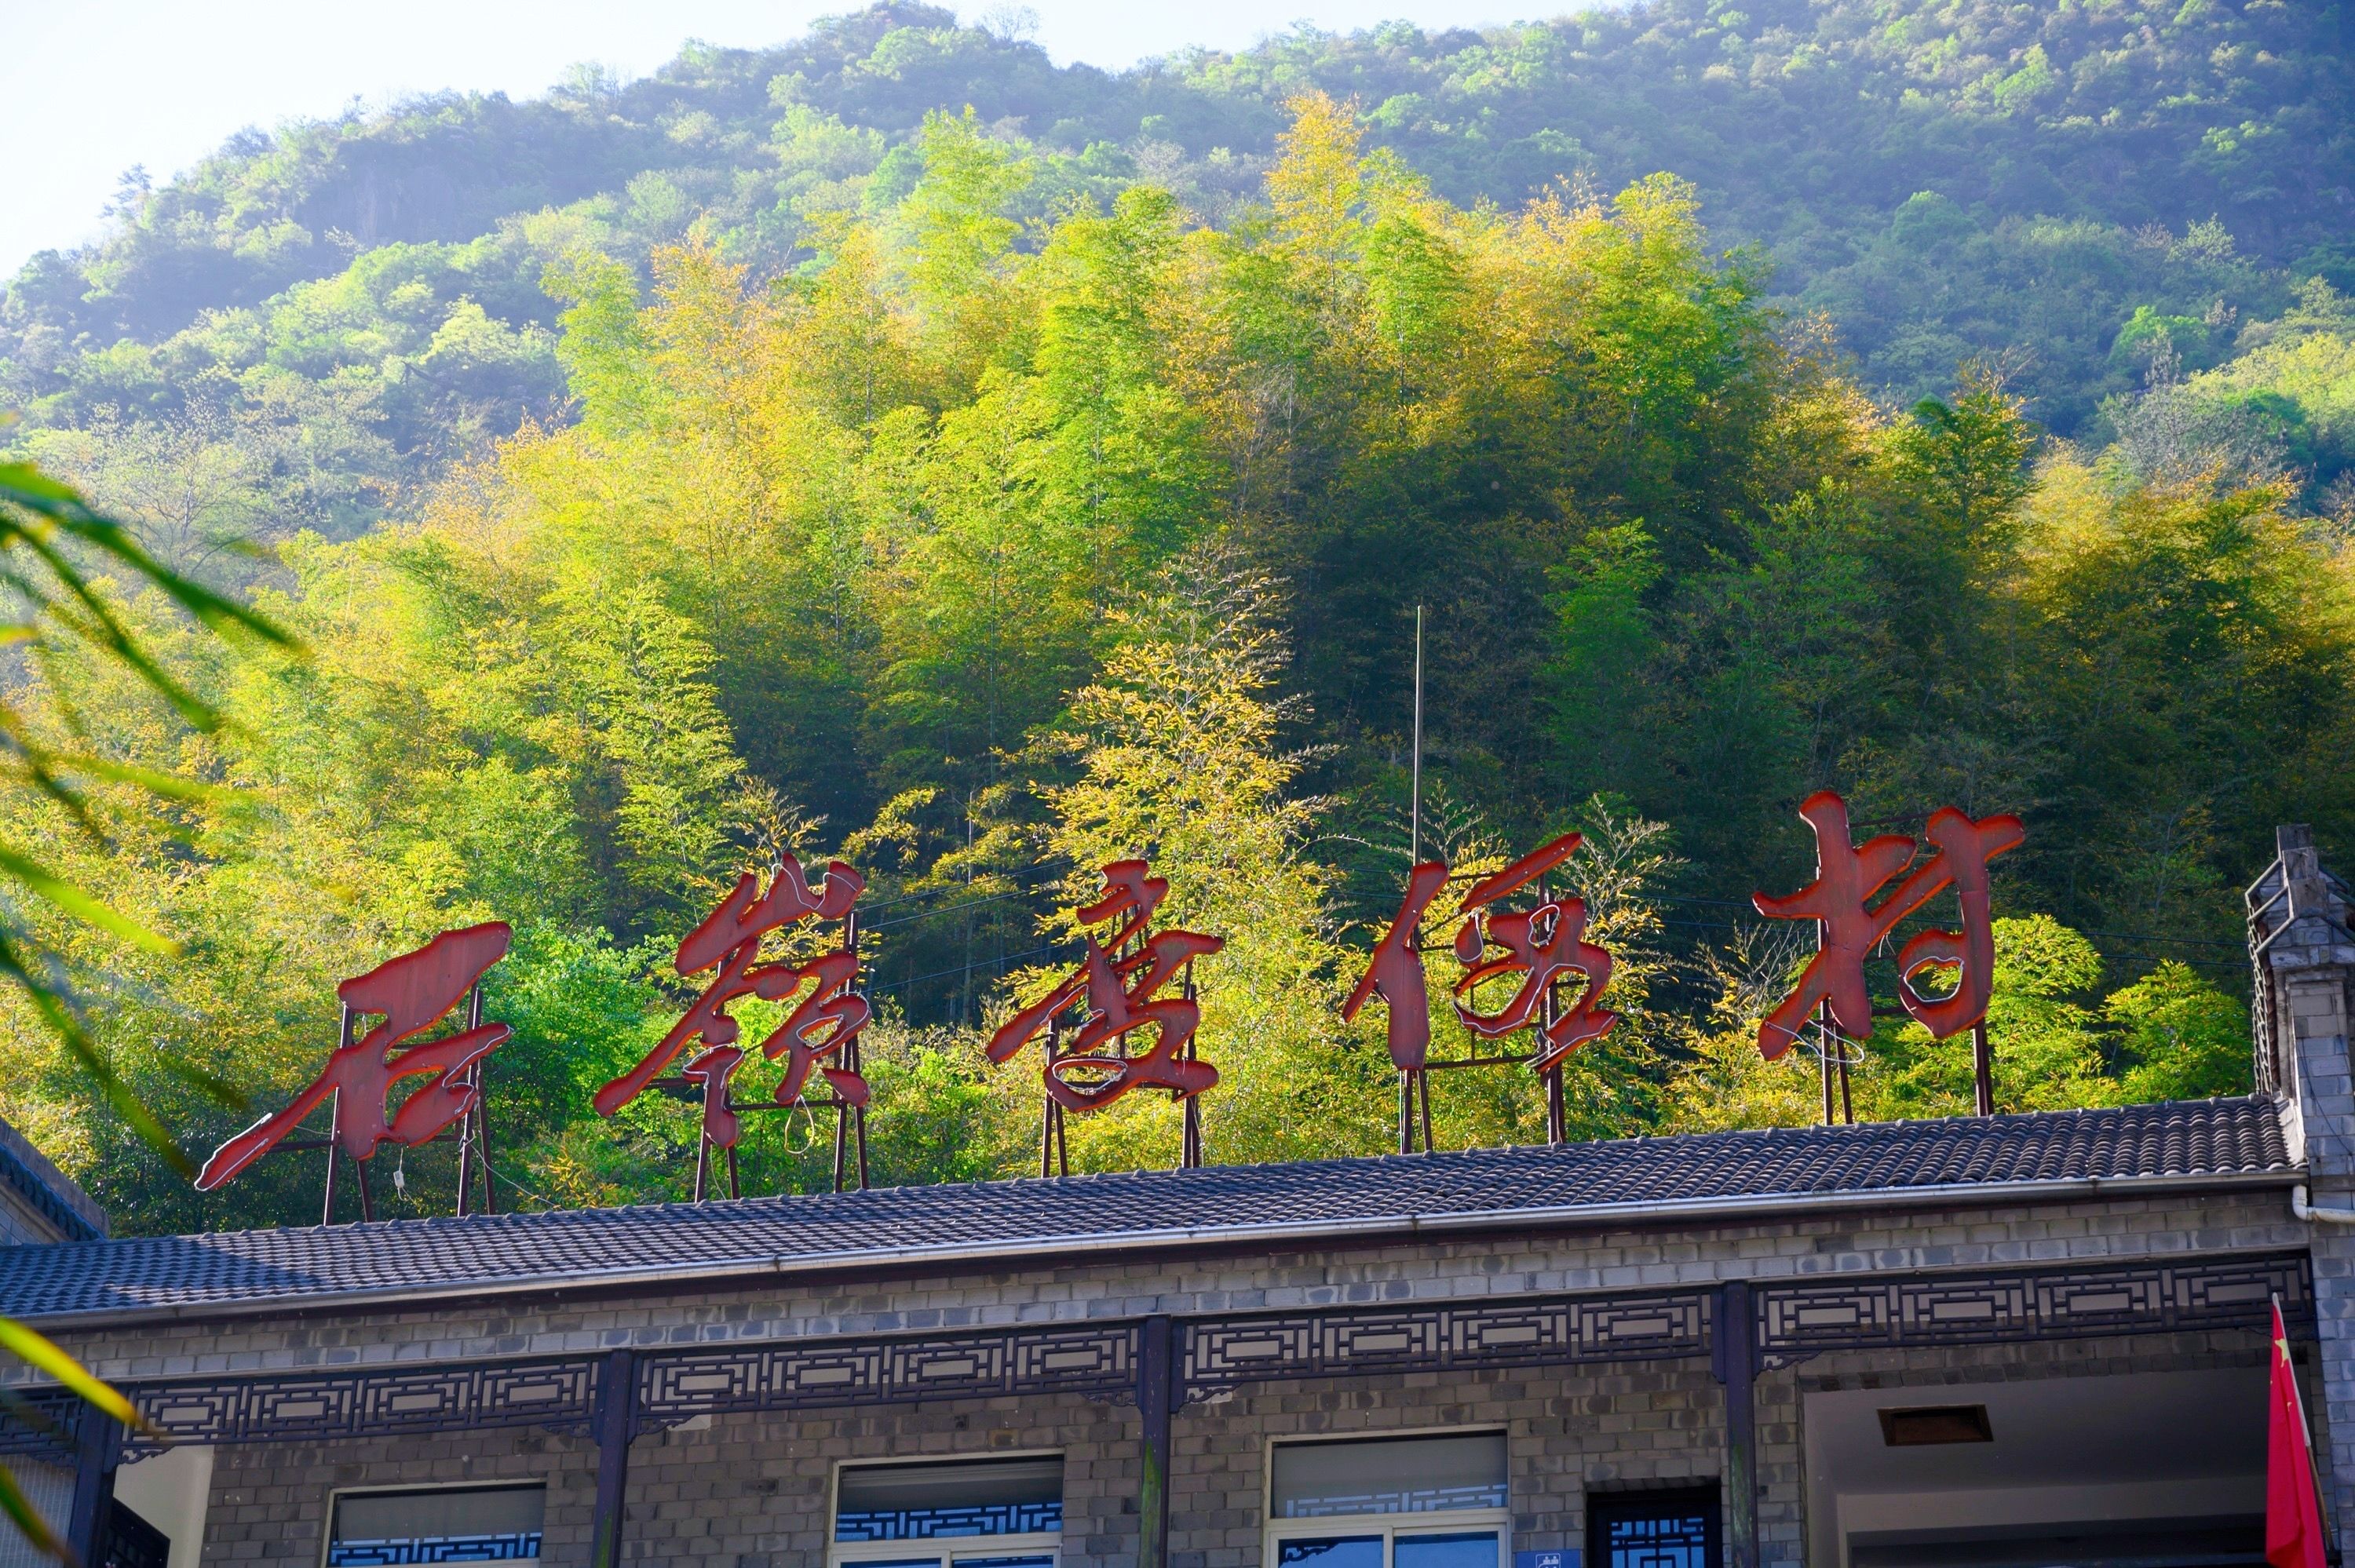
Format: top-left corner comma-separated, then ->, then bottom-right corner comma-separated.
988,859 -> 1224,1174
1751,790 -> 2023,1121
594,853 -> 872,1199
195,921 -> 513,1223
1345,833 -> 1620,1152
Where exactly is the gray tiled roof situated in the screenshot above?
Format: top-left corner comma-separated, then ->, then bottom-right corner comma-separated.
0,1097 -> 2291,1324
0,1113 -> 105,1242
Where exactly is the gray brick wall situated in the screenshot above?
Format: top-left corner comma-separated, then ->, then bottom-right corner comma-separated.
43,1187 -> 2291,1567
1167,1362 -> 1729,1568
2260,829 -> 2355,1550
177,1324 -> 2298,1568
40,1191 -> 2303,1387
2281,959 -> 2355,1544
204,1426 -> 598,1563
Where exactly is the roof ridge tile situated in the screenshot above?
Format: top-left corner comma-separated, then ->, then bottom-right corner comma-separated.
0,1098 -> 2290,1322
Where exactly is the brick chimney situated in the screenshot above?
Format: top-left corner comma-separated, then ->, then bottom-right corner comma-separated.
2251,824 -> 2355,1172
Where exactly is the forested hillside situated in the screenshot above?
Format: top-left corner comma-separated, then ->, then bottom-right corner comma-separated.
0,2 -> 2349,1234
6,0 -> 2353,549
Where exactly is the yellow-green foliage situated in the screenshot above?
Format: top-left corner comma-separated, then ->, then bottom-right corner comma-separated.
0,96 -> 2299,1234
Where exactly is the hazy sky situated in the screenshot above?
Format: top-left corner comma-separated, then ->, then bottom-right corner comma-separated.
0,0 -> 1510,279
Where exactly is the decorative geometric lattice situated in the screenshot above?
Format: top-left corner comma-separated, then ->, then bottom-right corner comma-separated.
1753,1250 -> 2308,1366
1182,1289 -> 1711,1398
325,1533 -> 543,1564
1597,1508 -> 1713,1568
635,1324 -> 1136,1431
0,1252 -> 2313,1455
0,1385 -> 82,1462
106,1355 -> 602,1459
835,1500 -> 1064,1541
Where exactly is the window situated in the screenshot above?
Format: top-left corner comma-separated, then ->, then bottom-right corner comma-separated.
1583,1486 -> 1719,1568
100,1501 -> 168,1568
324,1484 -> 544,1565
1265,1433 -> 1509,1568
830,1456 -> 1064,1568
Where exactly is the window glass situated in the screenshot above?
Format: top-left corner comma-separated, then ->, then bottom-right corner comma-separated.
1276,1537 -> 1386,1568
1598,1513 -> 1709,1568
1394,1532 -> 1502,1568
1272,1435 -> 1508,1519
836,1458 -> 1064,1544
327,1484 -> 544,1565
1587,1490 -> 1716,1568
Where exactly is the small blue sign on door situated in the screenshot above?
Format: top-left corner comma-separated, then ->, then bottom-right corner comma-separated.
1515,1552 -> 1578,1568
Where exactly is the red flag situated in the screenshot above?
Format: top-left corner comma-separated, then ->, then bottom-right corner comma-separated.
2268,1296 -> 2329,1568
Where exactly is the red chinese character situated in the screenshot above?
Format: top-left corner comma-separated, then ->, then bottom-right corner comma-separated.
1342,860 -> 1450,1070
1751,791 -> 2024,1059
594,854 -> 868,1150
1449,833 -> 1619,1070
195,923 -> 513,1191
1894,806 -> 2026,1041
988,859 -> 1223,1110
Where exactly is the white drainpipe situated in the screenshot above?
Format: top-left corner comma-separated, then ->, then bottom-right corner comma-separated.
2293,1183 -> 2355,1225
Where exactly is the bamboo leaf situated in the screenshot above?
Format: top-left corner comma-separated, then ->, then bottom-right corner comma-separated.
0,846 -> 175,954
0,1319 -> 146,1431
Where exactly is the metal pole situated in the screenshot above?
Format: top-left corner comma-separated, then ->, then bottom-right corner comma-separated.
323,1083 -> 344,1227
476,1084 -> 498,1216
65,1405 -> 122,1566
1418,1070 -> 1434,1156
456,984 -> 481,1218
1818,1008 -> 1835,1127
1398,1071 -> 1412,1154
589,1348 -> 637,1568
455,1132 -> 472,1218
1041,1010 -> 1057,1179
1711,1281 -> 1761,1568
322,1004 -> 355,1225
831,1099 -> 849,1194
1838,1048 -> 1854,1125
1973,1019 -> 1994,1116
1137,1316 -> 1177,1568
1543,957 -> 1565,1146
692,1132 -> 710,1203
837,910 -> 859,1193
1410,603 -> 1424,867
1180,961 -> 1202,1169
331,1001 -> 377,1225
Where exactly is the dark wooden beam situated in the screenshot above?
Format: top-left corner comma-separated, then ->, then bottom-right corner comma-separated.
1711,1281 -> 1759,1568
590,1348 -> 637,1568
1137,1315 -> 1176,1568
65,1406 -> 120,1566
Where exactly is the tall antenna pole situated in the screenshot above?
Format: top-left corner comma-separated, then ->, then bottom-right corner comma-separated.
1410,603 -> 1425,866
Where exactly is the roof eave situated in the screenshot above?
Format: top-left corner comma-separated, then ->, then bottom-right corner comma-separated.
22,1165 -> 2303,1333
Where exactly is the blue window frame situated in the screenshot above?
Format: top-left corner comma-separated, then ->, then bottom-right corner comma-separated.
1265,1433 -> 1510,1568
325,1484 -> 544,1566
1583,1486 -> 1719,1568
831,1457 -> 1064,1568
